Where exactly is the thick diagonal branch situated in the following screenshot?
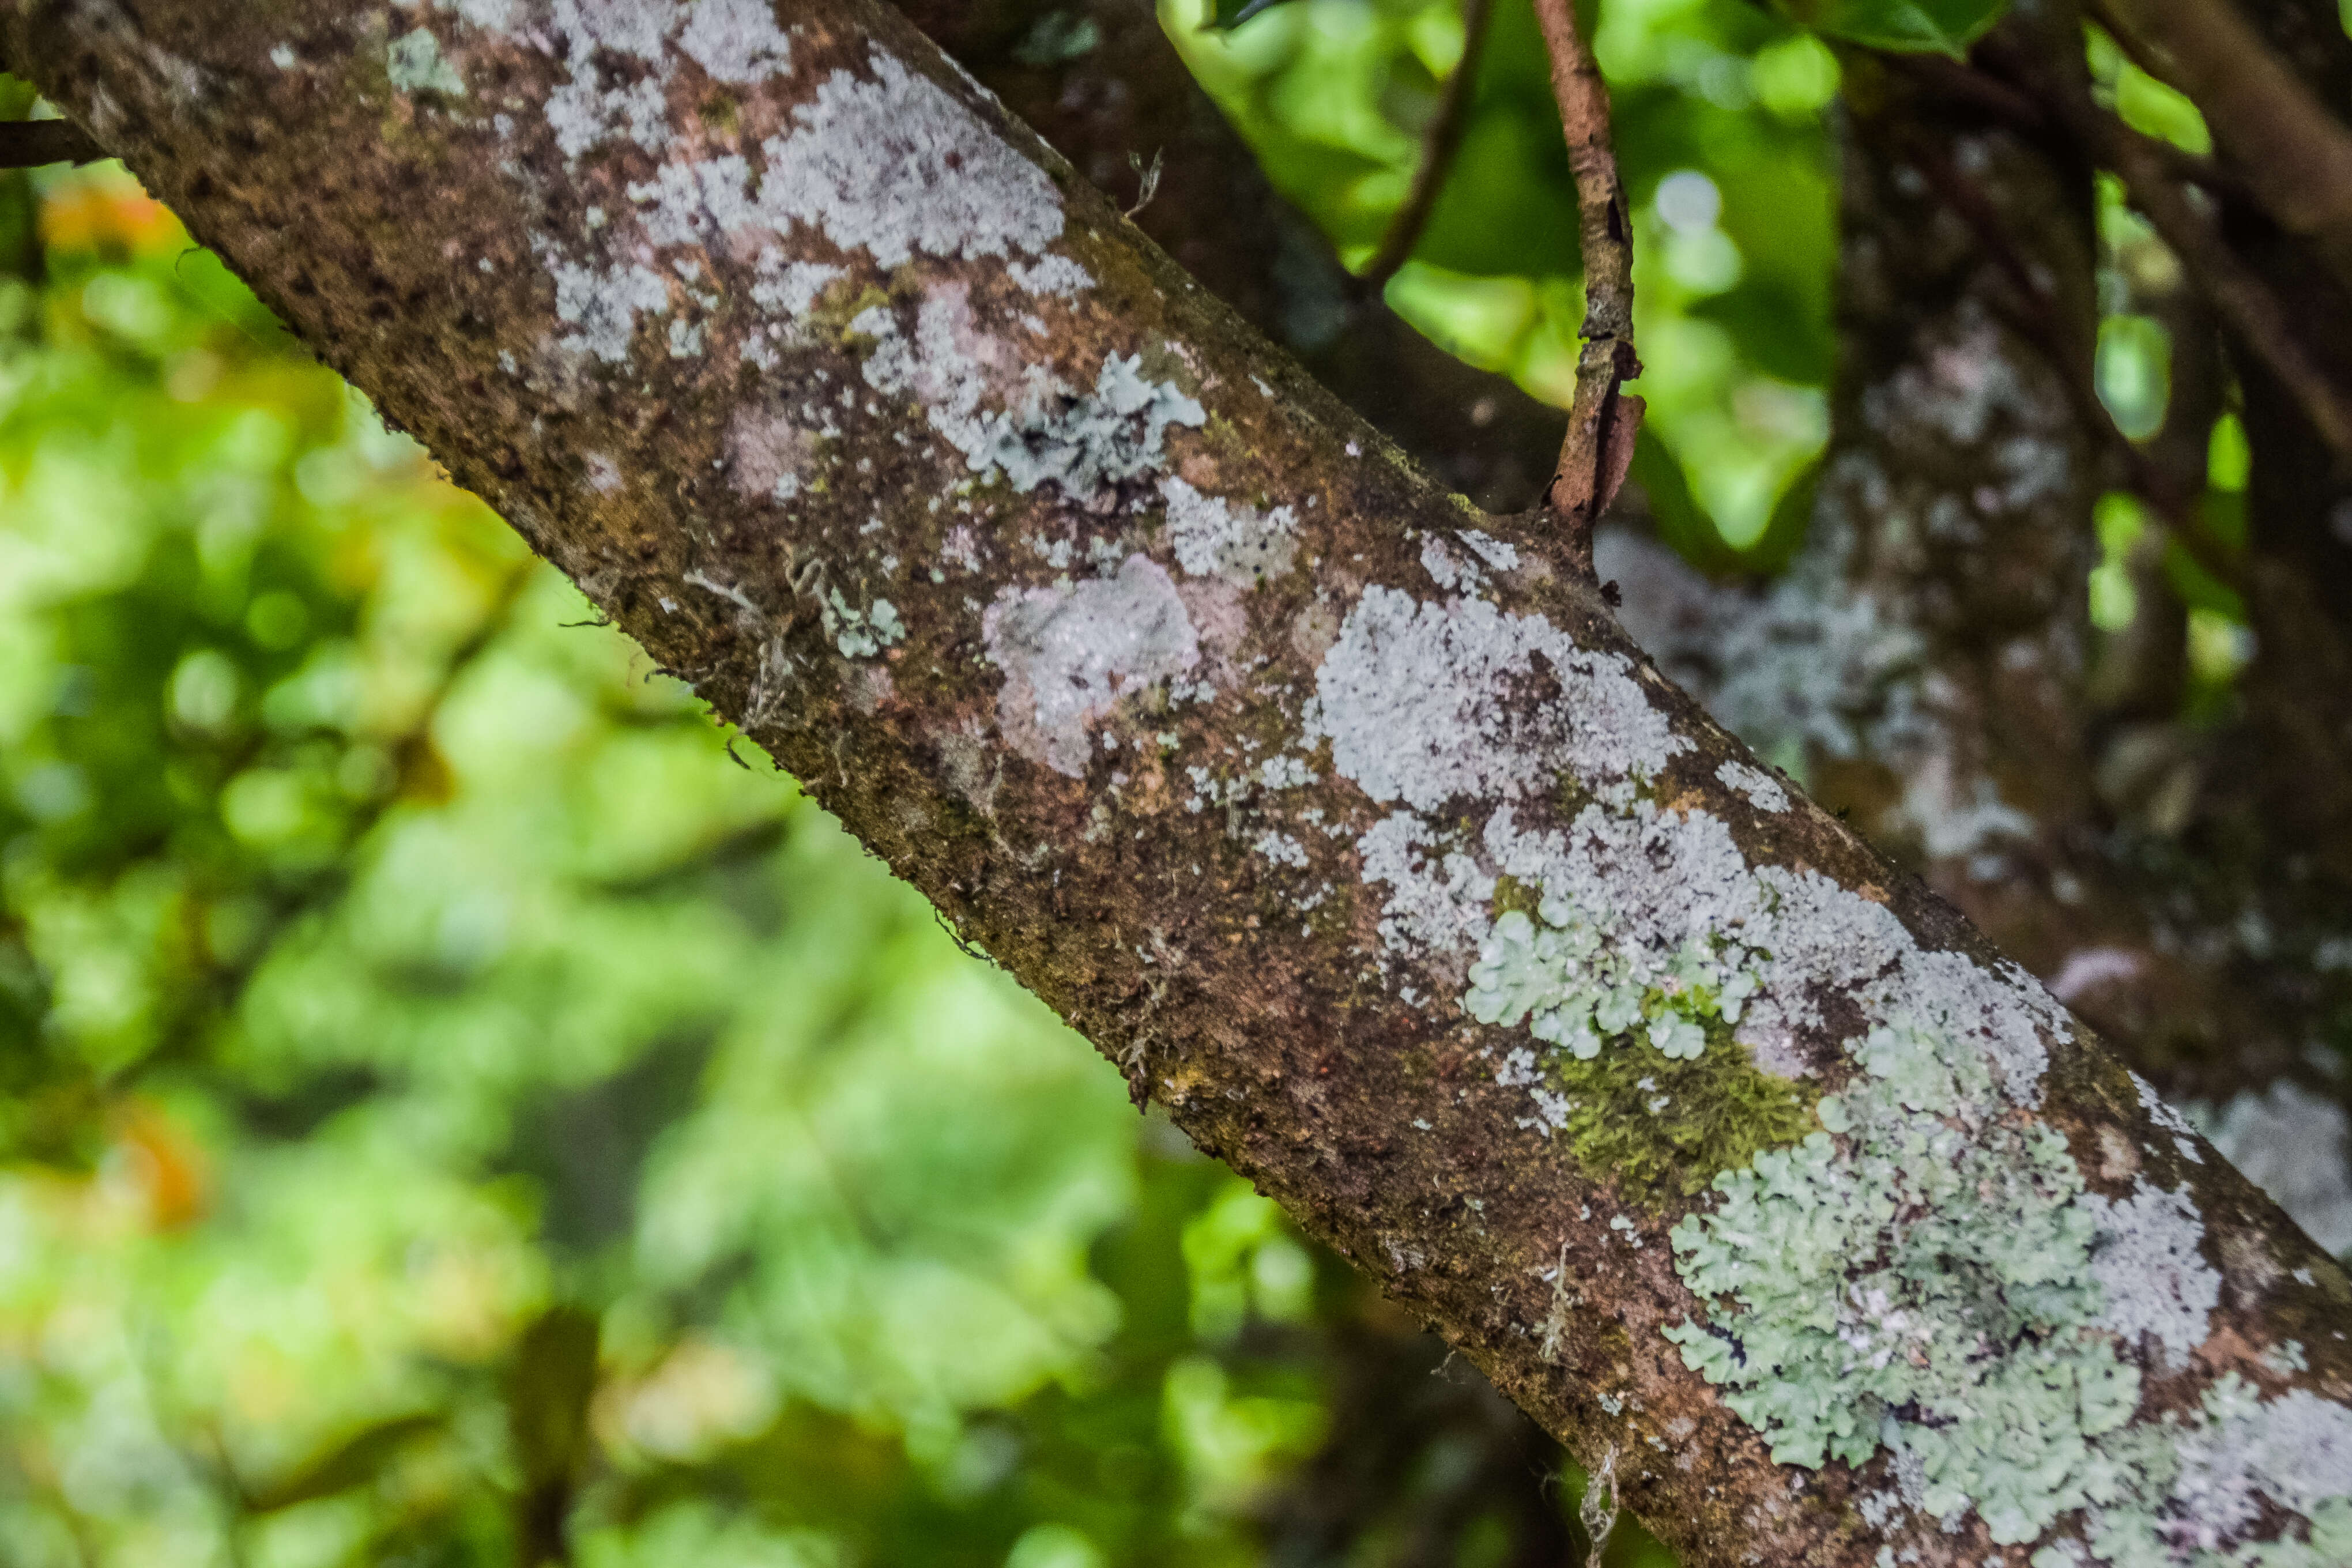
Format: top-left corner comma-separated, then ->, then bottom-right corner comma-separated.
7,3 -> 2350,1565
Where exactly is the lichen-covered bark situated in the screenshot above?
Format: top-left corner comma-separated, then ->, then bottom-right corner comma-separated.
8,2 -> 2352,1564
901,0 -> 1565,512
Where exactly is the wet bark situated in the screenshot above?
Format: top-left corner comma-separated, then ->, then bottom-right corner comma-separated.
6,2 -> 2352,1565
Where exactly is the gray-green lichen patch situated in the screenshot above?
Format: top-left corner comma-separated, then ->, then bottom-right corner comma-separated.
387,27 -> 466,96
2067,1377 -> 2352,1567
1665,1019 -> 2139,1544
1298,568 -> 2352,1558
1663,1005 -> 2350,1563
1467,901 -> 1758,1062
823,589 -> 903,658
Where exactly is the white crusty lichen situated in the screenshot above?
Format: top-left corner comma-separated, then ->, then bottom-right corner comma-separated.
2085,1179 -> 2223,1372
1311,587 -> 1685,816
2192,1083 -> 2352,1256
761,54 -> 1076,272
543,0 -> 673,158
1355,812 -> 1495,957
982,555 -> 1198,777
1159,477 -> 1296,588
673,0 -> 793,82
509,6 -> 1094,364
855,297 -> 1205,501
548,255 -> 672,363
1715,759 -> 1789,813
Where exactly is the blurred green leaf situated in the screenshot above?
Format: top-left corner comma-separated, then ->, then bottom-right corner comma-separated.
1781,0 -> 2008,55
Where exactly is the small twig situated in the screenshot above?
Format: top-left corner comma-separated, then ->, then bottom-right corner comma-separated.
1124,147 -> 1163,219
932,906 -> 993,965
0,119 -> 105,169
1532,0 -> 1642,581
1579,1443 -> 1620,1568
1358,0 -> 1495,291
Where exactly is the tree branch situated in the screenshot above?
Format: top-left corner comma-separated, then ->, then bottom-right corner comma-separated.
0,116 -> 102,167
1532,0 -> 1641,576
1993,33 -> 2352,456
2094,0 -> 2352,292
1357,0 -> 1494,292
7,2 -> 2351,1564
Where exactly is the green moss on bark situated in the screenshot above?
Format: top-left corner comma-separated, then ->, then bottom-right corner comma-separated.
1549,1020 -> 1820,1208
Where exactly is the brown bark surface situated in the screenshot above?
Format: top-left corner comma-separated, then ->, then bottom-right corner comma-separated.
5,2 -> 2351,1565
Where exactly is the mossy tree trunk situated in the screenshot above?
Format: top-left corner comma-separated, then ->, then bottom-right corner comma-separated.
6,2 -> 2352,1565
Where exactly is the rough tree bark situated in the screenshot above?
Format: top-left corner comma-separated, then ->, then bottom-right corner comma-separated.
901,0 -> 1566,512
7,2 -> 2352,1565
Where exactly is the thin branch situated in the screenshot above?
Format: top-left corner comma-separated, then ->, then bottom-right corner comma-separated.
1531,0 -> 1641,579
2093,0 -> 2352,292
0,118 -> 104,168
2097,127 -> 2352,457
1358,0 -> 1494,291
1878,50 -> 2048,138
1887,49 -> 2251,204
1989,38 -> 2352,457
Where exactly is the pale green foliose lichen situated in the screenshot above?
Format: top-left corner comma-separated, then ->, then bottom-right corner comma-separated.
1668,1014 -> 2352,1562
1464,900 -> 1757,1062
823,590 -> 903,658
388,27 -> 467,96
1665,1019 -> 2138,1544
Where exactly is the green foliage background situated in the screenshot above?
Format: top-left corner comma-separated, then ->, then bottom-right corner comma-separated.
0,0 -> 2211,1561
